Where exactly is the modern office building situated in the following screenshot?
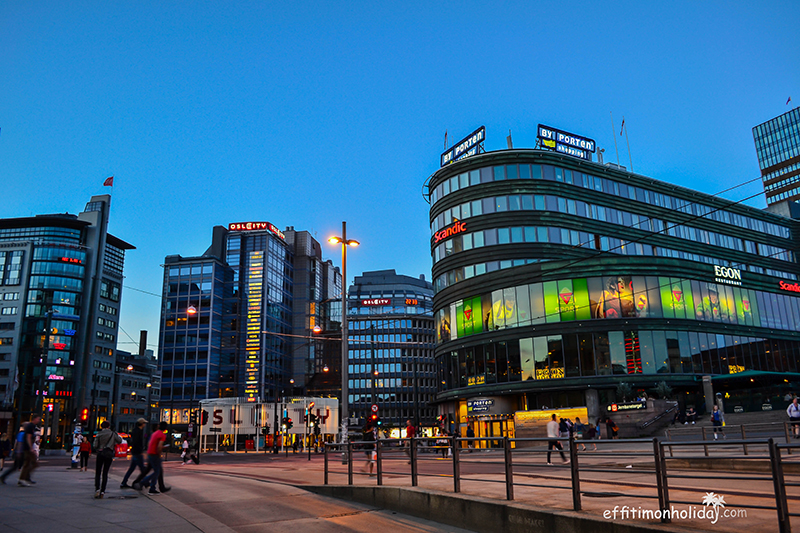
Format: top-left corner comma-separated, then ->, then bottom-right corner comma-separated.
158,222 -> 340,431
428,127 -> 800,441
346,270 -> 436,430
0,195 -> 134,442
113,347 -> 160,433
754,107 -> 800,206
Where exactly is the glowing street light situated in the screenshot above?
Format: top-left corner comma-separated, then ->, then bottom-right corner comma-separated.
328,221 -> 359,445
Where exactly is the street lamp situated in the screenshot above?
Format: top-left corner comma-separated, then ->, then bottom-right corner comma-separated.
328,222 -> 359,446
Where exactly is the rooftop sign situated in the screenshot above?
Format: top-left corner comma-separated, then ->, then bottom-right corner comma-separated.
441,126 -> 485,167
362,298 -> 390,306
228,222 -> 286,240
537,124 -> 595,161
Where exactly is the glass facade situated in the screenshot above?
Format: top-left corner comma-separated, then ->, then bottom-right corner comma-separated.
429,149 -> 800,415
753,107 -> 800,204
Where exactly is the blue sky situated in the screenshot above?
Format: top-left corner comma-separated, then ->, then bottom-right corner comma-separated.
1,2 -> 798,354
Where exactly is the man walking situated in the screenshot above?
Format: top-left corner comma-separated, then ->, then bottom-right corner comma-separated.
120,418 -> 148,488
546,414 -> 567,465
17,415 -> 41,487
0,425 -> 24,484
788,397 -> 800,438
141,421 -> 169,495
404,419 -> 416,464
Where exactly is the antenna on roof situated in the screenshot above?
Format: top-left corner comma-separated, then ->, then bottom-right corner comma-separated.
507,130 -> 513,149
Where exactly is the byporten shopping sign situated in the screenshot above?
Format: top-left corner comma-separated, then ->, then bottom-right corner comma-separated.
537,124 -> 596,161
441,126 -> 486,167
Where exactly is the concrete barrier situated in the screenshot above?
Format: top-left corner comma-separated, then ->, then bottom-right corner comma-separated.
305,485 -> 686,533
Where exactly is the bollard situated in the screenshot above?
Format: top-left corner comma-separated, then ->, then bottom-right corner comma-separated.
453,436 -> 461,493
702,427 -> 709,457
504,437 -> 514,501
347,442 -> 353,485
410,437 -> 418,487
741,426 -> 749,456
653,438 -> 670,523
324,443 -> 329,485
568,434 -> 580,511
376,439 -> 383,485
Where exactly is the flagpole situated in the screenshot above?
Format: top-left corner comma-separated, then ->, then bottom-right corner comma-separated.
623,117 -> 633,172
610,112 -> 620,166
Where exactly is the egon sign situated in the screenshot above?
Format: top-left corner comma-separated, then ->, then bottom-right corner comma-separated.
713,265 -> 742,286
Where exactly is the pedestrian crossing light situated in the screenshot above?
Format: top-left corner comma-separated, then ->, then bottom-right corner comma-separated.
80,408 -> 89,422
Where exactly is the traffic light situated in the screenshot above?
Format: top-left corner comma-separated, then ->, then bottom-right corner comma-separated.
80,408 -> 89,422
309,413 -> 316,425
201,410 -> 209,425
286,417 -> 293,430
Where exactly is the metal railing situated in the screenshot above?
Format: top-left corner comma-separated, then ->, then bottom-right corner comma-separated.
324,435 -> 799,532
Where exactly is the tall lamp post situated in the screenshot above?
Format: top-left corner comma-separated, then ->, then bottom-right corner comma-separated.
328,222 -> 359,447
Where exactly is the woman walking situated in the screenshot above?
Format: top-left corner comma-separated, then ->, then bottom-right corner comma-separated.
78,434 -> 91,471
93,421 -> 122,498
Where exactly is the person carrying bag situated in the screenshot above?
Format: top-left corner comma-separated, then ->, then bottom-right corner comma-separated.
93,421 -> 122,498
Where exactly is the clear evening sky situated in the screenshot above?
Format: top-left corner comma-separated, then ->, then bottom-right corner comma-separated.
1,2 -> 798,354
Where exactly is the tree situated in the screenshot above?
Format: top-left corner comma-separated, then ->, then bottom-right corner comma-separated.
616,382 -> 634,402
654,381 -> 673,399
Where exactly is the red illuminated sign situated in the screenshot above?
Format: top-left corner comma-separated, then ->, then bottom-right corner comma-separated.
780,281 -> 800,293
228,222 -> 285,240
362,298 -> 390,306
405,298 -> 418,306
53,342 -> 67,350
434,221 -> 467,243
60,257 -> 83,264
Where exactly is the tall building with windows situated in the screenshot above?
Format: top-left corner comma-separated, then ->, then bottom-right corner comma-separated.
0,195 -> 134,441
347,270 -> 436,430
428,128 -> 800,442
158,223 -> 339,430
754,107 -> 800,206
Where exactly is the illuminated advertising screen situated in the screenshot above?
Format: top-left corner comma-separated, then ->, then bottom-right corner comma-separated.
244,251 -> 264,402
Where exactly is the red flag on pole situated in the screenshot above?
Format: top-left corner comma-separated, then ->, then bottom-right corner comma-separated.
620,118 -> 625,136
788,97 -> 793,105
103,176 -> 114,187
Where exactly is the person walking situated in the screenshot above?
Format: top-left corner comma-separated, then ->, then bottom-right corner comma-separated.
141,421 -> 169,495
0,432 -> 11,470
93,421 -> 122,498
0,426 -> 24,484
605,417 -> 619,439
787,397 -> 800,438
120,418 -> 148,487
78,433 -> 91,472
17,415 -> 41,487
584,424 -> 599,451
546,414 -> 567,465
360,424 -> 377,476
574,418 -> 586,451
404,419 -> 416,464
180,437 -> 189,464
466,426 -> 475,451
711,405 -> 726,440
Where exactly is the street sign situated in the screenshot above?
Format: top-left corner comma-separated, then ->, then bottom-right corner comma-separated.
371,404 -> 378,413
208,428 -> 221,433
188,424 -> 194,431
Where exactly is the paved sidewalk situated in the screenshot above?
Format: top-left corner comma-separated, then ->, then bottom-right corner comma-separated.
0,463 -> 214,533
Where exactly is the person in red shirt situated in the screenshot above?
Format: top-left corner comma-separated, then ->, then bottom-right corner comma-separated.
404,419 -> 416,463
133,422 -> 170,494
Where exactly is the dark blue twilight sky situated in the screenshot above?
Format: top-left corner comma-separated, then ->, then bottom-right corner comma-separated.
1,2 -> 798,354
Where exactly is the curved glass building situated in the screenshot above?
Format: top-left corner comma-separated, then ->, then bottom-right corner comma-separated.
429,145 -> 800,439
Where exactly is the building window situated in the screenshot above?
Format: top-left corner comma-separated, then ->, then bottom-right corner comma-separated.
1,308 -> 16,315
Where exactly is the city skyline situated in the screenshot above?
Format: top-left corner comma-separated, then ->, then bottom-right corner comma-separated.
1,2 -> 798,356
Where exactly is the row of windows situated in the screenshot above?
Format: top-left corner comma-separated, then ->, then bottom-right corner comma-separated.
161,350 -> 210,362
94,346 -> 114,357
0,251 -> 24,286
349,347 -> 433,359
433,228 -> 797,292
1,307 -> 17,315
763,161 -> 800,192
95,331 -> 115,342
431,193 -> 792,262
104,244 -> 125,276
3,293 -> 19,300
168,263 -> 215,278
31,261 -> 84,277
0,227 -> 81,244
436,275 -> 800,344
349,378 -> 436,389
768,187 -> 800,203
161,368 -> 208,379
349,363 -> 435,374
97,317 -> 116,328
98,303 -> 117,315
0,323 -> 13,330
753,108 -> 800,170
439,331 -> 800,390
0,338 -> 12,345
93,360 -> 113,370
431,163 -> 790,238
349,319 -> 433,331
350,305 -> 432,316
100,280 -> 121,302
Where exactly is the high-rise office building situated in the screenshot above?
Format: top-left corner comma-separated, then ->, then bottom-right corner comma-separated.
346,270 -> 436,430
158,222 -> 339,429
754,107 -> 800,206
0,195 -> 134,441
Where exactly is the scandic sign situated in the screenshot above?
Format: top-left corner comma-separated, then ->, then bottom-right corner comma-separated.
434,221 -> 467,243
780,281 -> 800,293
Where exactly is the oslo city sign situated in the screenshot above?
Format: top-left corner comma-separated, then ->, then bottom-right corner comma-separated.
229,221 -> 286,240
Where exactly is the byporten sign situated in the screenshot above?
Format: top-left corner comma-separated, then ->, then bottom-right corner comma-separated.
537,124 -> 595,161
441,126 -> 485,167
